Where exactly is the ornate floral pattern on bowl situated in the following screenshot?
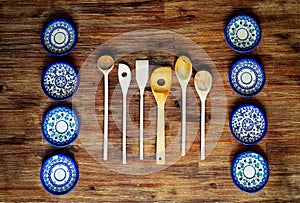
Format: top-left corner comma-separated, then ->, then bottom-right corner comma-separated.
41,61 -> 79,101
225,14 -> 261,53
40,154 -> 79,196
41,18 -> 77,56
42,106 -> 80,148
230,104 -> 267,145
229,58 -> 265,97
231,151 -> 269,193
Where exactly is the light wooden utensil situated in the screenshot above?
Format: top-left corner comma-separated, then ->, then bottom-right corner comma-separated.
150,66 -> 172,164
175,56 -> 192,156
97,55 -> 114,161
118,63 -> 131,164
194,70 -> 212,160
135,60 -> 149,160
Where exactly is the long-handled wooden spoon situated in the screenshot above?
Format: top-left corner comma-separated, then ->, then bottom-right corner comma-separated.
97,55 -> 114,161
175,56 -> 192,156
150,67 -> 172,164
194,70 -> 212,160
118,63 -> 131,164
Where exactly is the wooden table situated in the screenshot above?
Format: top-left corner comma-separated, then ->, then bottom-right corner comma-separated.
0,0 -> 299,202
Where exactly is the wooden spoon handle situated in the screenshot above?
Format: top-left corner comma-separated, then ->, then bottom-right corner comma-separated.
103,73 -> 109,161
200,100 -> 205,160
156,104 -> 165,164
181,86 -> 187,156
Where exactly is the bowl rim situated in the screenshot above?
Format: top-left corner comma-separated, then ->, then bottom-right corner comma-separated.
41,61 -> 80,102
41,18 -> 78,56
228,57 -> 266,98
230,151 -> 270,193
224,14 -> 262,53
229,57 -> 266,98
41,105 -> 80,148
229,104 -> 268,146
40,154 -> 79,196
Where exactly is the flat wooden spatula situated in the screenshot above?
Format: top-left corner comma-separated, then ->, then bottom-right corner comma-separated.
150,67 -> 172,164
135,60 -> 149,160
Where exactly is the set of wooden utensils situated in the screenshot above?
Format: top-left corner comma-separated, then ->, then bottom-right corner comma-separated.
97,55 -> 212,165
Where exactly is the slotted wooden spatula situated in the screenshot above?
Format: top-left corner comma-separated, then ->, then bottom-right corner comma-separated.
118,63 -> 131,164
150,67 -> 172,164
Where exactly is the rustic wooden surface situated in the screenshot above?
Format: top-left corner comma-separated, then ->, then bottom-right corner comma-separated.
0,0 -> 299,202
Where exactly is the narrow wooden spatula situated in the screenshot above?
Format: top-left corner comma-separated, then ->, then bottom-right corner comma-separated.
135,60 -> 149,160
150,67 -> 172,164
118,63 -> 131,164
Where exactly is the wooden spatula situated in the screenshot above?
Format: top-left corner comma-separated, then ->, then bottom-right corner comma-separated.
150,67 -> 172,164
118,63 -> 131,164
135,60 -> 149,160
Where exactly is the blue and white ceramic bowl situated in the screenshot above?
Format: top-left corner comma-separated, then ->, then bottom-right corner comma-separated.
230,104 -> 267,145
41,61 -> 79,101
231,151 -> 269,193
225,14 -> 261,53
40,154 -> 79,196
42,106 -> 80,148
41,18 -> 77,56
229,58 -> 265,97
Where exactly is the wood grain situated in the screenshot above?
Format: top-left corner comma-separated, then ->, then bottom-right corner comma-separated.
0,0 -> 299,202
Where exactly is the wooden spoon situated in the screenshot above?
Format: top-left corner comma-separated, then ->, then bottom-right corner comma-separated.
175,56 -> 192,156
194,70 -> 212,160
97,55 -> 114,161
150,67 -> 172,164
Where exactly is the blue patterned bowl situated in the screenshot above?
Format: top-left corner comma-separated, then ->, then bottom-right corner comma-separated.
231,151 -> 269,193
229,58 -> 265,97
41,18 -> 77,56
41,61 -> 79,101
230,104 -> 267,145
40,154 -> 79,196
42,106 -> 80,148
224,14 -> 261,53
